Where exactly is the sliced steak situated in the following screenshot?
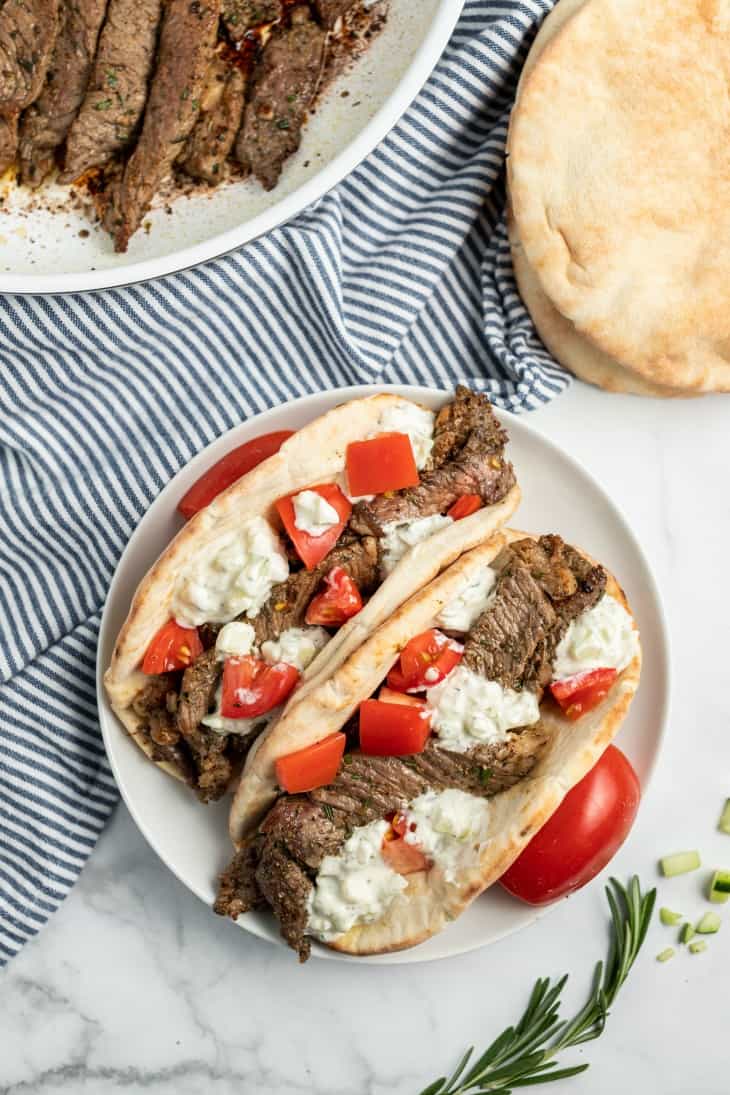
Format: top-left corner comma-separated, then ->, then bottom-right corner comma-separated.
250,534 -> 378,644
256,839 -> 313,959
310,0 -> 357,28
18,0 -> 108,187
234,5 -> 325,190
0,0 -> 59,113
409,727 -> 549,797
103,0 -> 220,251
176,647 -> 233,802
60,0 -> 162,183
427,386 -> 499,472
0,110 -> 17,171
177,647 -> 219,741
351,398 -> 515,535
463,536 -> 607,691
131,671 -> 179,719
179,54 -> 245,184
214,840 -> 263,920
222,0 -> 280,40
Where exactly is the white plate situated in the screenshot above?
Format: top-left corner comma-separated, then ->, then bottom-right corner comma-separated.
97,384 -> 670,964
0,0 -> 462,295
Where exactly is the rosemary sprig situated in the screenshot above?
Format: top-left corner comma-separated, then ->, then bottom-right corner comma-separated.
419,876 -> 656,1095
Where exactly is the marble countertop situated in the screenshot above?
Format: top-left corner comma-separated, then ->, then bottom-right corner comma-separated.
3,382 -> 729,1095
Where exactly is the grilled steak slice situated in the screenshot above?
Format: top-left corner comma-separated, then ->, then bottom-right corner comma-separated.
234,4 -> 324,190
60,0 -> 162,182
510,534 -> 607,626
251,534 -> 378,644
426,386 -> 498,472
0,110 -> 17,171
176,647 -> 232,802
0,0 -> 59,112
103,0 -> 220,251
352,423 -> 515,536
214,840 -> 263,919
463,536 -> 607,691
256,840 -> 313,959
409,728 -> 549,797
179,54 -> 245,183
310,0 -> 357,28
222,0 -> 280,39
18,0 -> 108,187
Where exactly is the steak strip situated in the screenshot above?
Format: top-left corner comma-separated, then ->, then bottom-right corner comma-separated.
0,110 -> 17,172
0,0 -> 59,113
179,54 -> 246,184
221,0 -> 280,41
60,0 -> 163,183
103,0 -> 220,252
18,0 -> 109,187
234,5 -> 325,191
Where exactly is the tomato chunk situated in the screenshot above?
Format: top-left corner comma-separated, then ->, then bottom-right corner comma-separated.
359,699 -> 431,756
387,629 -> 463,693
550,667 -> 618,721
178,431 -> 294,519
275,732 -> 346,794
377,687 -> 425,708
276,483 -> 351,570
500,745 -> 641,904
142,620 -> 203,674
346,432 -> 419,496
305,566 -> 363,627
382,831 -> 430,875
447,494 -> 482,520
221,655 -> 299,719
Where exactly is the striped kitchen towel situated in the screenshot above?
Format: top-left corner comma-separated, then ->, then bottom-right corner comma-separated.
0,0 -> 566,965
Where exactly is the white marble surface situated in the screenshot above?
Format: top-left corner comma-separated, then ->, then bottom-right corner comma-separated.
3,381 -> 730,1095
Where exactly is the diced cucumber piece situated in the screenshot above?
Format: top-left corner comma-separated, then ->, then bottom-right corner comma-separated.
689,941 -> 708,955
696,911 -> 722,935
659,907 -> 683,926
719,799 -> 730,836
656,947 -> 675,962
680,922 -> 695,944
660,850 -> 701,877
708,869 -> 730,904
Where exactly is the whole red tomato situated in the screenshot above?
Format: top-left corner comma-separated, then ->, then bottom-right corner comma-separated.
499,745 -> 641,905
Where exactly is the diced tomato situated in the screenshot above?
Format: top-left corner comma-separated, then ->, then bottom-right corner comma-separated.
221,656 -> 300,719
500,745 -> 641,904
305,566 -> 363,627
275,732 -> 346,794
377,687 -> 425,708
275,483 -> 351,570
177,431 -> 294,519
346,432 -> 419,497
387,628 -> 463,693
359,699 -> 431,756
447,494 -> 482,521
141,620 -> 203,674
381,832 -> 430,875
550,667 -> 618,721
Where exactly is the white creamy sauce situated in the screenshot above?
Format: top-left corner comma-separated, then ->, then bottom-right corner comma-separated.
380,513 -> 453,575
552,594 -> 639,680
307,819 -> 407,940
172,517 -> 289,628
292,489 -> 340,537
307,788 -> 491,939
260,626 -> 330,671
214,621 -> 255,659
436,567 -> 496,633
426,664 -> 540,753
378,402 -> 435,470
404,788 -> 491,882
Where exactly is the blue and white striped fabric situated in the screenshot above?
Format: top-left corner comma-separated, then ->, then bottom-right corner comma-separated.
0,0 -> 567,965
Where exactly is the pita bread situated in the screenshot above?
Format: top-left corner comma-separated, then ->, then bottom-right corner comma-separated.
509,217 -> 689,397
104,392 -> 520,785
508,0 -> 730,392
230,529 -> 640,959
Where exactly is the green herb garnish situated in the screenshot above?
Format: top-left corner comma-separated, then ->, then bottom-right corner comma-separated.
321,803 -> 334,823
418,877 -> 656,1095
276,118 -> 290,130
94,99 -> 113,111
478,767 -> 492,787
